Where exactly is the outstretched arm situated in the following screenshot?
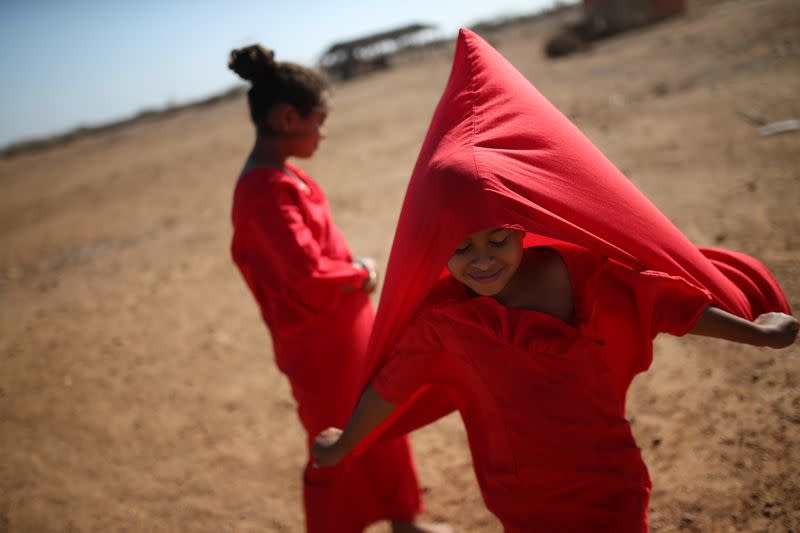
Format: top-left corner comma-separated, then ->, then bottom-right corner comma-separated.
312,384 -> 396,467
689,306 -> 799,349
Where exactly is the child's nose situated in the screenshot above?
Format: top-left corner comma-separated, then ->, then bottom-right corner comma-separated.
471,255 -> 495,270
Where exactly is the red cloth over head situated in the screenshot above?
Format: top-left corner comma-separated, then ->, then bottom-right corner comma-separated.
356,28 -> 790,452
373,241 -> 715,531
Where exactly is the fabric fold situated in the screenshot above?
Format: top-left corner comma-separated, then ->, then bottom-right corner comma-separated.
353,28 -> 789,456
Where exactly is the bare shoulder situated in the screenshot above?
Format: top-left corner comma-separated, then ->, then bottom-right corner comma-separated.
519,247 -> 573,320
527,247 -> 570,286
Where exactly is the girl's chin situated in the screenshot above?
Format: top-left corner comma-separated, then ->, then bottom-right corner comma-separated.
468,282 -> 507,297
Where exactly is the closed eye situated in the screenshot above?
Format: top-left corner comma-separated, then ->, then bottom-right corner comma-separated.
489,236 -> 510,247
454,243 -> 472,254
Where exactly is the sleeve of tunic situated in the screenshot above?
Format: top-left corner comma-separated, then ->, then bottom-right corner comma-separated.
598,260 -> 713,342
241,181 -> 369,293
631,268 -> 714,339
590,261 -> 715,379
372,312 -> 447,405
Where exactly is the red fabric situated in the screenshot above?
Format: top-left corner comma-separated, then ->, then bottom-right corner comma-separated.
355,29 -> 791,531
374,241 -> 712,531
231,162 -> 421,531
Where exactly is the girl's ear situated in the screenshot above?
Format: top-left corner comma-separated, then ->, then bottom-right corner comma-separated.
279,104 -> 300,133
269,103 -> 299,134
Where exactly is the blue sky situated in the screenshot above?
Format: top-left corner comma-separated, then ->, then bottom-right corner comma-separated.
0,0 -> 566,148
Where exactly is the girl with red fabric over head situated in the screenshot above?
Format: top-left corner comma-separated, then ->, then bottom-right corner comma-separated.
228,45 -> 448,533
310,30 -> 798,532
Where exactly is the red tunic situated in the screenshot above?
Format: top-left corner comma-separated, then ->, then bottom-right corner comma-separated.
231,162 -> 421,531
373,242 -> 712,532
349,29 -> 790,532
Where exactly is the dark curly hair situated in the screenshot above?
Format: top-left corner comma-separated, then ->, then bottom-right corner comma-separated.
228,44 -> 328,132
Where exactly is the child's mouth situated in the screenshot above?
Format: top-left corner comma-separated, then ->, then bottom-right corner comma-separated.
469,267 -> 504,283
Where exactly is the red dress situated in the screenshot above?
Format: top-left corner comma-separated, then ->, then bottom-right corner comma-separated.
349,29 -> 790,532
231,162 -> 421,531
373,242 -> 713,532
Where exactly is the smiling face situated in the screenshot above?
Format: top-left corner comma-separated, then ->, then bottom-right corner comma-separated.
446,227 -> 524,297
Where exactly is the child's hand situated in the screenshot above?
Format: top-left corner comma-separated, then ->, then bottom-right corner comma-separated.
312,427 -> 346,467
754,312 -> 799,348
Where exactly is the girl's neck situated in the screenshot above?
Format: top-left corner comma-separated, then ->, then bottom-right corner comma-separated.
248,133 -> 289,169
493,247 -> 574,323
494,251 -> 535,307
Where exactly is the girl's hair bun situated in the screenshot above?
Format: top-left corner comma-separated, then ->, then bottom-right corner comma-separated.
228,45 -> 277,83
228,43 -> 327,125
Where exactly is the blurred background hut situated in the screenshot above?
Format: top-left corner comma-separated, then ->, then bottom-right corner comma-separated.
318,23 -> 441,81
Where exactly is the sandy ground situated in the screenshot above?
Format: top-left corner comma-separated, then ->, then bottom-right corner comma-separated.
1,0 -> 799,531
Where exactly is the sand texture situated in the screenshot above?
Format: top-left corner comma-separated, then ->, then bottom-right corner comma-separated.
1,0 -> 799,531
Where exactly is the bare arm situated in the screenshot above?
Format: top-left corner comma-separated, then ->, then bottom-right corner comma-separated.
311,384 -> 396,467
689,306 -> 799,349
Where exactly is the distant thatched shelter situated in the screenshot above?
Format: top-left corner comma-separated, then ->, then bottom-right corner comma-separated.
318,23 -> 439,81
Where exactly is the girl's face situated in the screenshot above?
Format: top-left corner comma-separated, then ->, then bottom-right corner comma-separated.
447,227 -> 524,297
280,93 -> 330,158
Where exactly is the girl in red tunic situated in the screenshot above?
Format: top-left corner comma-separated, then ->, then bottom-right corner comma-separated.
228,44 -> 439,533
310,30 -> 798,532
315,231 -> 796,532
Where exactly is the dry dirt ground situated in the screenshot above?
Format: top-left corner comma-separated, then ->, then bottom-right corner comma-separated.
1,0 -> 799,531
